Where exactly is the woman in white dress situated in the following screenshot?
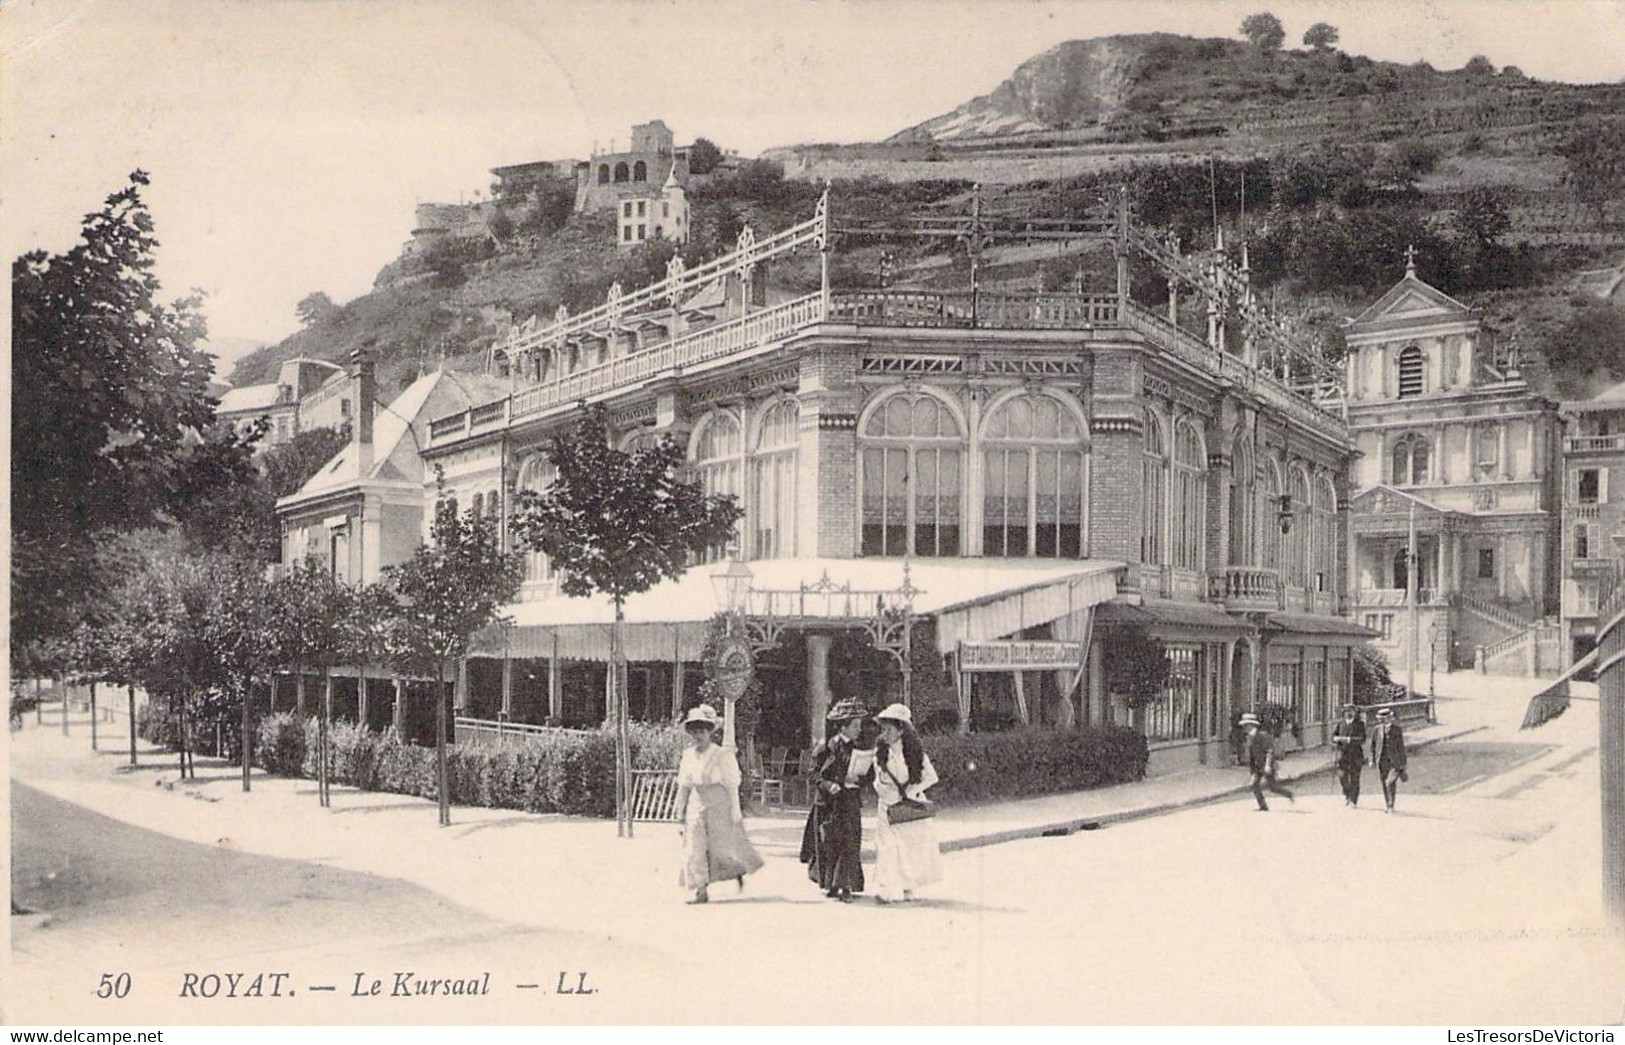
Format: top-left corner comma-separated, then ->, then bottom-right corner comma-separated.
871,703 -> 944,904
674,704 -> 763,904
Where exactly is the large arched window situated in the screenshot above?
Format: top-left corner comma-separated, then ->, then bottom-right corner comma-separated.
1397,345 -> 1425,398
1313,475 -> 1338,594
1259,457 -> 1282,573
1171,422 -> 1207,571
750,400 -> 798,559
515,456 -> 556,582
613,162 -> 630,183
1391,433 -> 1430,485
633,160 -> 648,182
1287,467 -> 1311,587
693,412 -> 743,562
860,391 -> 963,557
981,392 -> 1088,558
1229,435 -> 1256,566
1142,411 -> 1166,565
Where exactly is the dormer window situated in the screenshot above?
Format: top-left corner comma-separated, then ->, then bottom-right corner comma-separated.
1397,345 -> 1425,398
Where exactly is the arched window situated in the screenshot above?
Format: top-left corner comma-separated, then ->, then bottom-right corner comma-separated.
597,164 -> 609,185
693,412 -> 744,562
1397,345 -> 1425,398
860,391 -> 963,557
515,457 -> 556,582
1287,468 -> 1311,587
750,400 -> 799,559
1142,411 -> 1166,565
1391,433 -> 1430,485
1229,435 -> 1256,566
487,489 -> 501,519
471,492 -> 484,518
613,162 -> 630,183
1171,422 -> 1207,571
622,428 -> 661,454
1314,476 -> 1338,594
981,393 -> 1088,558
633,160 -> 647,182
1259,457 -> 1282,573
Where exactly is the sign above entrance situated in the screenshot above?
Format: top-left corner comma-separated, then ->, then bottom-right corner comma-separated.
960,640 -> 1084,672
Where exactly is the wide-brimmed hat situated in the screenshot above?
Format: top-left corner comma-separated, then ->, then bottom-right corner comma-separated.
875,703 -> 912,726
1238,712 -> 1260,726
1376,708 -> 1394,719
826,698 -> 868,723
683,705 -> 720,729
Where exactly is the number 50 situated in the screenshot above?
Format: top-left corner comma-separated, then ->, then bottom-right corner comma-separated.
97,973 -> 131,999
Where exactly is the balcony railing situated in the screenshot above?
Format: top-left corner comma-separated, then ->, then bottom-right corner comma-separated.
828,290 -> 1121,329
1207,566 -> 1284,610
1355,587 -> 1441,608
1565,434 -> 1625,453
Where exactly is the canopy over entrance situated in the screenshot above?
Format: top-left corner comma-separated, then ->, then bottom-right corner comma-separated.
472,558 -> 1124,662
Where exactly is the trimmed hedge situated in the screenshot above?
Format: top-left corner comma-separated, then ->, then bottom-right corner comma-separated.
923,725 -> 1149,804
251,712 -> 687,817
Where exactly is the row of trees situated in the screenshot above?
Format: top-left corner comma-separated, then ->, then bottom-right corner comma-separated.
57,492 -> 521,826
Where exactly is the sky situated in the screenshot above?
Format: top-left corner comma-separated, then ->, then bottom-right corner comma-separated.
4,0 -> 1623,374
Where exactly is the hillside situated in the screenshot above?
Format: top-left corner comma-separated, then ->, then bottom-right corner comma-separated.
891,32 -> 1625,147
232,32 -> 1625,405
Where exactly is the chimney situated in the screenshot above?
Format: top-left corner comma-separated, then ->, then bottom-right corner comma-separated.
350,348 -> 376,473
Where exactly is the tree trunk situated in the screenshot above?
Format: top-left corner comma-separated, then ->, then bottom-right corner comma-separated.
357,663 -> 369,731
613,601 -> 632,839
320,667 -> 333,807
296,667 -> 307,718
60,676 -> 68,735
128,684 -> 137,766
242,675 -> 254,793
90,681 -> 98,752
35,678 -> 43,724
177,691 -> 188,780
436,661 -> 450,827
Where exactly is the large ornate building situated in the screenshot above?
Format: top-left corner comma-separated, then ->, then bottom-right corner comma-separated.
382,189 -> 1373,774
1558,381 -> 1625,666
1344,255 -> 1563,678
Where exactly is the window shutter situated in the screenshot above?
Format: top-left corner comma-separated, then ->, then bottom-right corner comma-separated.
1601,468 -> 1610,504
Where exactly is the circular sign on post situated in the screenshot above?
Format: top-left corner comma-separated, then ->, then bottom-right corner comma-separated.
711,633 -> 754,701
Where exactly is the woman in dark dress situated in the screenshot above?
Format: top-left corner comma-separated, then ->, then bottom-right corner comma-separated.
799,700 -> 873,902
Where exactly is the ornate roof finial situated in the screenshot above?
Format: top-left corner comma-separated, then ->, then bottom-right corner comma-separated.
1215,225 -> 1226,254
1404,243 -> 1418,278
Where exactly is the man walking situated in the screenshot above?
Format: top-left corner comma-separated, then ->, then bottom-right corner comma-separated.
1332,706 -> 1367,807
1368,707 -> 1408,813
1241,712 -> 1294,811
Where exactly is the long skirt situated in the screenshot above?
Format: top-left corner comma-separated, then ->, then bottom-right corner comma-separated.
680,784 -> 764,890
873,801 -> 944,900
799,788 -> 865,893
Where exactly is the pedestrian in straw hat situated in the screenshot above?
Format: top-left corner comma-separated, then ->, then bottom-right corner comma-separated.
1241,712 -> 1295,811
675,704 -> 762,904
1368,707 -> 1408,813
871,703 -> 943,904
799,698 -> 873,902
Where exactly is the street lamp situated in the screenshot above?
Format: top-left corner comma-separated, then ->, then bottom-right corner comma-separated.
710,558 -> 754,621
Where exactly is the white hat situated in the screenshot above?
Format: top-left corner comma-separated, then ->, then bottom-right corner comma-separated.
875,703 -> 912,726
1238,712 -> 1260,726
682,705 -> 719,729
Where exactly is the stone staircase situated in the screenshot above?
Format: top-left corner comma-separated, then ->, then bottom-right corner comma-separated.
1478,617 -> 1563,678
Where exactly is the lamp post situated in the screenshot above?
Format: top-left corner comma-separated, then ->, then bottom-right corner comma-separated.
1428,620 -> 1438,701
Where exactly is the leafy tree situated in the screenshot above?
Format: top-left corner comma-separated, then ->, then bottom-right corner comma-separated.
1303,22 -> 1339,52
1463,54 -> 1496,77
1239,12 -> 1285,52
511,405 -> 741,836
345,582 -> 402,732
688,137 -> 724,175
264,424 -> 353,498
199,558 -> 267,788
168,419 -> 277,559
1544,303 -> 1625,397
1560,119 -> 1625,229
386,479 -> 523,826
296,291 -> 337,326
1103,627 -> 1171,710
11,171 -> 218,656
270,561 -> 353,807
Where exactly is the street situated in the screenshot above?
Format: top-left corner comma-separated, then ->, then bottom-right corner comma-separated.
8,686 -> 1625,1024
